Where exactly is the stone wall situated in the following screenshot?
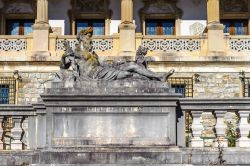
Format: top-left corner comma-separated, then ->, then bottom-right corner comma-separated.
13,71 -> 244,105
17,72 -> 55,104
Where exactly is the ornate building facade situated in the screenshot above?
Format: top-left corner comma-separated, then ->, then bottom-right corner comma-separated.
0,0 -> 250,165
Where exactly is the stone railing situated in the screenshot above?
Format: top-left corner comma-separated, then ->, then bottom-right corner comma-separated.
0,105 -> 36,150
0,36 -> 27,51
55,35 -> 113,51
142,36 -> 202,52
180,99 -> 250,148
229,36 -> 250,52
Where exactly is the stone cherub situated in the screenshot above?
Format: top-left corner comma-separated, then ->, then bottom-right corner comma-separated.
59,27 -> 174,82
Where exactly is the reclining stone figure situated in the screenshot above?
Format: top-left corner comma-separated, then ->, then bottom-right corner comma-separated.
59,27 -> 174,82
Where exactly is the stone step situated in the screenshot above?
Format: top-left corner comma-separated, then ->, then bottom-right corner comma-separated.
30,164 -> 193,166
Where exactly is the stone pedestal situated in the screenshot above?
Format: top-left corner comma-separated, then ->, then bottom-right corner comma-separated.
39,80 -> 180,148
118,23 -> 136,56
32,23 -> 50,59
207,23 -> 225,55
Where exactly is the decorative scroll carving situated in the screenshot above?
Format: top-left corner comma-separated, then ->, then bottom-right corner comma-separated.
0,39 -> 27,51
56,38 -> 113,51
220,0 -> 248,13
1,0 -> 36,14
140,0 -> 182,16
230,39 -> 250,52
142,38 -> 201,52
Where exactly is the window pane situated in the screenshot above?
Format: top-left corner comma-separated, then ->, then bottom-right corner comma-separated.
234,22 -> 247,35
172,84 -> 186,97
162,21 -> 175,35
222,21 -> 230,34
76,22 -> 88,34
9,22 -> 20,35
93,22 -> 104,35
0,85 -> 9,104
24,22 -> 33,35
146,20 -> 157,35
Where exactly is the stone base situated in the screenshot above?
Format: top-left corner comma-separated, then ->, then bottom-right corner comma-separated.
191,138 -> 204,148
236,138 -> 250,147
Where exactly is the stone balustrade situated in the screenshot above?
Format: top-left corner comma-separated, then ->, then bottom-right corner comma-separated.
229,36 -> 250,52
0,105 -> 36,150
180,98 -> 250,148
55,35 -> 113,51
0,36 -> 29,52
141,36 -> 202,52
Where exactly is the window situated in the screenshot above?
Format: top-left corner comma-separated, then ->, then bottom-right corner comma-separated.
221,19 -> 248,35
168,77 -> 193,97
6,19 -> 34,35
0,78 -> 16,104
76,19 -> 105,35
243,77 -> 250,97
146,19 -> 175,35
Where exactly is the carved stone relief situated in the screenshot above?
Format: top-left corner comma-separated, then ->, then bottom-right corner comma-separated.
71,0 -> 109,13
1,0 -> 36,14
220,0 -> 248,13
140,0 -> 182,16
189,22 -> 205,36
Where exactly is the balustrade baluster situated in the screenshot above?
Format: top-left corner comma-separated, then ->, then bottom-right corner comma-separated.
191,111 -> 204,147
214,110 -> 228,147
11,116 -> 23,150
237,110 -> 250,147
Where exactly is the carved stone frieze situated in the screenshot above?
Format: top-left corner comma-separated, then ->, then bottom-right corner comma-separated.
220,0 -> 248,13
71,0 -> 110,13
1,0 -> 36,14
140,0 -> 182,16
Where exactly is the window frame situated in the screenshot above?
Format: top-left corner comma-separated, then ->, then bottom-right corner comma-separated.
5,19 -> 35,35
242,77 -> 250,97
0,77 -> 16,104
168,77 -> 194,98
75,19 -> 105,35
145,19 -> 176,36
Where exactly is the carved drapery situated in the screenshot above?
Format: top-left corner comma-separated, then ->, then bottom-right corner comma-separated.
139,0 -> 182,35
69,0 -> 112,35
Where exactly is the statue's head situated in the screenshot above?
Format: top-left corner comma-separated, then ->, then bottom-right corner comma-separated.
77,27 -> 93,40
136,46 -> 148,56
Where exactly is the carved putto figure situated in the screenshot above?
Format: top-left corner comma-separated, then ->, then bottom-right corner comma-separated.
59,27 -> 174,83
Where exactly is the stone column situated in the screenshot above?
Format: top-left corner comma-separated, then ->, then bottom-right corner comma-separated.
236,111 -> 250,147
191,111 -> 204,147
206,0 -> 225,55
214,110 -> 228,147
32,0 -> 50,58
118,0 -> 136,56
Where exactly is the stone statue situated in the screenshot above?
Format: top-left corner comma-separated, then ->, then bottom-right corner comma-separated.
59,27 -> 174,83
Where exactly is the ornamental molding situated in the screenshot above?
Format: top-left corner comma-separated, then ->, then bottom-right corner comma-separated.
0,0 -> 36,14
140,0 -> 182,17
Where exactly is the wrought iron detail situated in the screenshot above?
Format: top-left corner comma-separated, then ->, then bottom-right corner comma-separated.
0,39 -> 27,51
230,39 -> 250,52
56,38 -> 113,51
243,77 -> 250,97
168,77 -> 193,97
0,77 -> 16,104
142,38 -> 201,52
